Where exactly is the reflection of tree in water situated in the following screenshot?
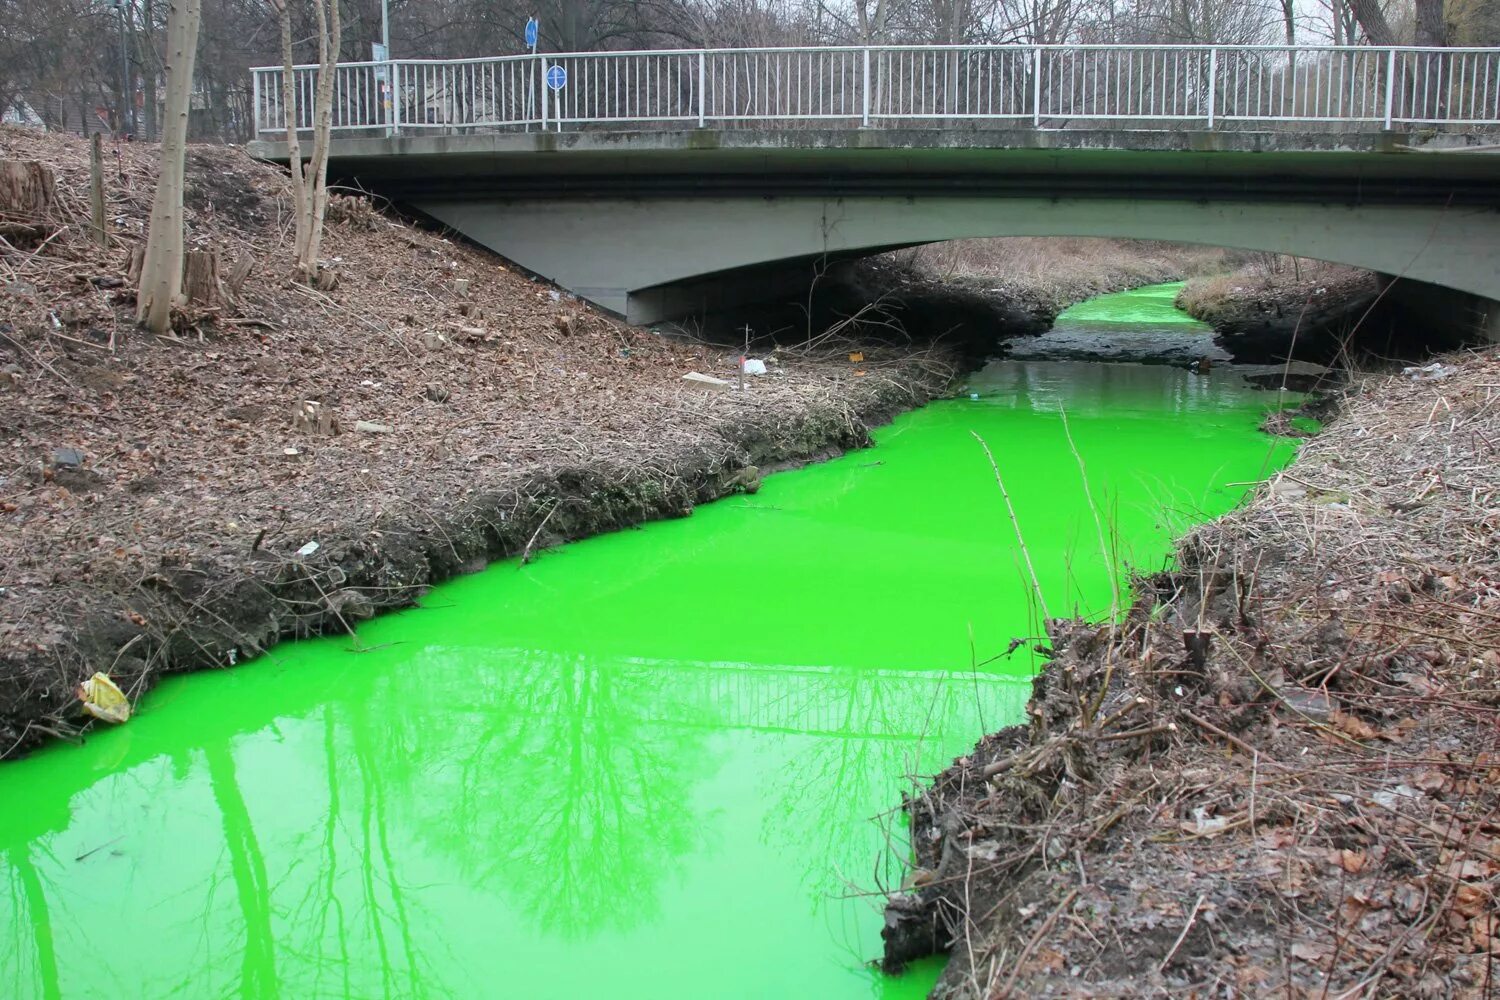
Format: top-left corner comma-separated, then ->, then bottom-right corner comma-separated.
378,646 -> 717,939
2,844 -> 61,1000
758,667 -> 1027,899
269,705 -> 441,998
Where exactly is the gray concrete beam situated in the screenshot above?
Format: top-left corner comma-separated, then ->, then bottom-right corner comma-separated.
415,194 -> 1500,323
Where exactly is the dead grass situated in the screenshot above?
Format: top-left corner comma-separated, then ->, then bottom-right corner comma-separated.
894,237 -> 1238,309
891,346 -> 1500,998
1176,257 -> 1373,321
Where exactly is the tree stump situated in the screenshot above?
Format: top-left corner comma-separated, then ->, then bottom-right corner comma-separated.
182,248 -> 224,307
0,160 -> 56,244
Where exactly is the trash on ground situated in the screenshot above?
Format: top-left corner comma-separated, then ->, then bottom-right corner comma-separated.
77,673 -> 131,724
296,540 -> 321,557
1403,362 -> 1457,381
848,352 -> 865,363
742,359 -> 768,376
354,420 -> 392,434
682,372 -> 732,391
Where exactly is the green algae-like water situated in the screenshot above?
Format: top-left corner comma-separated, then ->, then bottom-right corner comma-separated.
1057,280 -> 1201,325
0,286 -> 1299,999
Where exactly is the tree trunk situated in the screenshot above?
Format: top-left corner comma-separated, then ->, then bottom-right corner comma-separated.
1416,0 -> 1447,45
299,0 -> 341,280
1415,0 -> 1448,121
275,0 -> 309,274
1348,0 -> 1396,45
136,0 -> 201,334
141,0 -> 160,141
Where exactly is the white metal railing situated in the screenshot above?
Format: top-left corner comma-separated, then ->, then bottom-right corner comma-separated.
250,44 -> 1500,139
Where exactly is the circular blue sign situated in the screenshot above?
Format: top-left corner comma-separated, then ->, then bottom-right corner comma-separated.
524,18 -> 538,48
546,64 -> 567,91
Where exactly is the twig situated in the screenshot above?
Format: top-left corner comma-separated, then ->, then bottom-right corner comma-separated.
1158,893 -> 1207,974
995,888 -> 1079,998
972,432 -> 1051,622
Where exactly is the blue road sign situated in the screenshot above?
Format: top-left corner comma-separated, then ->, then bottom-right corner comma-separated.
546,64 -> 567,90
524,18 -> 538,49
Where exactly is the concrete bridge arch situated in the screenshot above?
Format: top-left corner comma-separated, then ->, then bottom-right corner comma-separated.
252,127 -> 1500,326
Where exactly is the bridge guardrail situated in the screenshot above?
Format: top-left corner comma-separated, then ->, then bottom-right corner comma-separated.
251,44 -> 1500,139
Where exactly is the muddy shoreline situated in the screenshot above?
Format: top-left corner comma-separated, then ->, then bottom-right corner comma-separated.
0,370 -> 945,760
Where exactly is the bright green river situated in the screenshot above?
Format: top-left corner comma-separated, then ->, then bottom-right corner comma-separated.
0,284 -> 1298,999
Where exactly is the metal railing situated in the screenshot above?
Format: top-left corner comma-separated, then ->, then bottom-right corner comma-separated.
251,44 -> 1500,139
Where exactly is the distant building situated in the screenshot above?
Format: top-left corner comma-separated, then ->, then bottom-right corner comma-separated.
1,98 -> 46,129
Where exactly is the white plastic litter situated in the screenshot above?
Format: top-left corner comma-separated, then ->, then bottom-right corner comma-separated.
1403,362 -> 1458,381
682,371 -> 732,391
742,358 -> 768,376
296,541 -> 321,557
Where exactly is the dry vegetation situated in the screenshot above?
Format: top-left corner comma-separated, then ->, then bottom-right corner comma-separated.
1177,257 -> 1379,326
0,126 -> 954,758
895,237 -> 1237,314
887,347 -> 1500,997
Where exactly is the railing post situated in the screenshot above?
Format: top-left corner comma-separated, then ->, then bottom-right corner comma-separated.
252,70 -> 261,140
390,62 -> 402,134
1384,48 -> 1397,129
540,56 -> 548,131
862,47 -> 871,127
1206,48 -> 1217,129
1032,47 -> 1042,127
698,50 -> 707,128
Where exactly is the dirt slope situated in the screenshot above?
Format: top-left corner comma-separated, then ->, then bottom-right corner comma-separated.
0,127 -> 953,758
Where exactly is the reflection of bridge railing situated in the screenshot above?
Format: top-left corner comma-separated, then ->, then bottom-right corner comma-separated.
251,44 -> 1500,139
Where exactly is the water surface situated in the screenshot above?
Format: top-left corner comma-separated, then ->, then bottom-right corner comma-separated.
1009,280 -> 1227,364
0,353 -> 1298,998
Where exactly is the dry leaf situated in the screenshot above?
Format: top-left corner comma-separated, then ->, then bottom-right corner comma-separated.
1330,849 -> 1368,874
1329,710 -> 1379,740
1454,883 -> 1491,919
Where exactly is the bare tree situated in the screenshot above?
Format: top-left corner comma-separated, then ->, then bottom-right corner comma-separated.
273,0 -> 340,281
1346,0 -> 1396,44
136,0 -> 203,334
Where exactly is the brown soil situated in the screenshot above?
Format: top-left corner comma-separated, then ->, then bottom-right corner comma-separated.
0,127 -> 956,759
885,347 -> 1500,997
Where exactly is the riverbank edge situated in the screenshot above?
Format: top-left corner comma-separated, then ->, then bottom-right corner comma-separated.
882,347 -> 1500,996
0,364 -> 950,761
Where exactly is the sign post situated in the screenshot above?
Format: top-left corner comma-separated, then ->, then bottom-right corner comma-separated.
373,41 -> 392,135
524,18 -> 539,131
546,63 -> 567,131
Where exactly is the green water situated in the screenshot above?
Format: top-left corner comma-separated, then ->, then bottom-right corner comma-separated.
0,288 -> 1299,1000
1056,280 -> 1204,326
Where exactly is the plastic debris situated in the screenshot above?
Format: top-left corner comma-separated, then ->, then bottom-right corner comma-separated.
1403,362 -> 1457,381
354,420 -> 392,434
848,352 -> 865,363
969,393 -> 980,401
296,540 -> 320,557
682,372 -> 732,391
52,447 -> 85,468
742,358 -> 768,376
78,673 -> 131,724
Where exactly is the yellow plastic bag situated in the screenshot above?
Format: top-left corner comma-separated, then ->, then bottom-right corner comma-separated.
78,673 -> 131,724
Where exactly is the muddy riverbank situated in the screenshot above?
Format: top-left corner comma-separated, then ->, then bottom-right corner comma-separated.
884,346 -> 1500,997
0,127 -> 956,759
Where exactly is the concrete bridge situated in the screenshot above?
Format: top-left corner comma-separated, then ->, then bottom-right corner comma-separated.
249,44 -> 1500,325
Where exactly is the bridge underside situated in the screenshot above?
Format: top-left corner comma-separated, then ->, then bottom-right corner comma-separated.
416,193 -> 1500,325
251,128 -> 1500,326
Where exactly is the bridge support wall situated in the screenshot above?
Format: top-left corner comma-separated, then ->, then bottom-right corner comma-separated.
416,195 -> 1500,326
